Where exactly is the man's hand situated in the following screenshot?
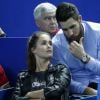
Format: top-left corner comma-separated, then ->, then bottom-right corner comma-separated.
83,87 -> 97,95
69,37 -> 86,60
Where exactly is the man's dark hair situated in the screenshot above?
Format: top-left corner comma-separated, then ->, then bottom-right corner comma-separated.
56,2 -> 80,22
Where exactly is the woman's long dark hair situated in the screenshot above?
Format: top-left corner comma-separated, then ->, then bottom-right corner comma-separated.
27,31 -> 50,73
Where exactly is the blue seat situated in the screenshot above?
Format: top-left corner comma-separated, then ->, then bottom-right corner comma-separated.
69,94 -> 97,100
0,87 -> 14,100
81,96 -> 97,100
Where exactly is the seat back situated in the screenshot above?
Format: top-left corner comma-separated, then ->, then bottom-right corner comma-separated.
0,87 -> 14,100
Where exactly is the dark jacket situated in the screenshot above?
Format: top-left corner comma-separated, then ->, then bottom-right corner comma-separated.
12,64 -> 71,100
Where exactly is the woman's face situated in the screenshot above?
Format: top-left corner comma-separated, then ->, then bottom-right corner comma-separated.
32,34 -> 53,59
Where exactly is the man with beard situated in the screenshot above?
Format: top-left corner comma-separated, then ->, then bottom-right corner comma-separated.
52,2 -> 100,96
34,2 -> 63,38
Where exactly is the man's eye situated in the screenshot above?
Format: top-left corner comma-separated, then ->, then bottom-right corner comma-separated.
44,17 -> 51,20
41,41 -> 46,45
70,25 -> 76,29
49,41 -> 52,45
63,29 -> 68,31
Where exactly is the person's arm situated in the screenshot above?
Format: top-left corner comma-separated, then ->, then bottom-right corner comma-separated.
83,57 -> 100,75
44,64 -> 71,99
69,37 -> 100,75
80,37 -> 100,75
83,35 -> 100,74
70,79 -> 97,95
83,87 -> 97,95
0,65 -> 10,89
11,78 -> 22,100
11,75 -> 29,100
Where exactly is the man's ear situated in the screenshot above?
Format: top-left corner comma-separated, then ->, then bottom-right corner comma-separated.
35,20 -> 40,28
78,15 -> 82,22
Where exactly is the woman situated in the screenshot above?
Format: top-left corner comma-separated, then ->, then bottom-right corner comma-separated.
12,31 -> 71,100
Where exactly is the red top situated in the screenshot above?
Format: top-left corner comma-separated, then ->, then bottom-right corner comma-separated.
0,65 -> 9,86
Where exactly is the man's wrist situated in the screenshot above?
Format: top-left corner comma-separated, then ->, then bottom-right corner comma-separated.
81,54 -> 90,64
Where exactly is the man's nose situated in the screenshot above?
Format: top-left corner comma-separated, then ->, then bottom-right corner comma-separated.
51,18 -> 56,23
47,43 -> 52,48
67,29 -> 74,36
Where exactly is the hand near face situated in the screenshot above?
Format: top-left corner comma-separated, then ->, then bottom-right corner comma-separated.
25,89 -> 45,100
69,37 -> 86,59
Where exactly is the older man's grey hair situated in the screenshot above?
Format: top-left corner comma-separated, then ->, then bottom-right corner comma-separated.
34,2 -> 57,20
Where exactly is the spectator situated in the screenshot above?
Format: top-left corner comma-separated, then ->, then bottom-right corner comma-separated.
52,2 -> 100,95
34,2 -> 63,38
12,31 -> 71,100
